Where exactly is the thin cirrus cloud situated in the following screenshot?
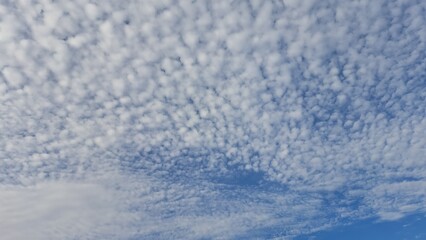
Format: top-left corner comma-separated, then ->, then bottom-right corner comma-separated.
0,0 -> 425,239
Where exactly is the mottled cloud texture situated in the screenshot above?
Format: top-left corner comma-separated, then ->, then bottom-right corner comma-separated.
0,0 -> 425,239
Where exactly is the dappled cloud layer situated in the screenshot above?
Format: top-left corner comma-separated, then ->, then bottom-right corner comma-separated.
0,0 -> 425,239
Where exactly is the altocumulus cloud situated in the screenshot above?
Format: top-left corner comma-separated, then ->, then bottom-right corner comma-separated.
0,0 -> 425,239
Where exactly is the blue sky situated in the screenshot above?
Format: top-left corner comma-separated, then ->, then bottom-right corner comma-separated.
0,0 -> 425,239
297,214 -> 426,240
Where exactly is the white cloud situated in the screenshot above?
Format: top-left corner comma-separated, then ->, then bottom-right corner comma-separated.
0,180 -> 130,240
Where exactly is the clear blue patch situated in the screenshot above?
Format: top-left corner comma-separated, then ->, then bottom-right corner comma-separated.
212,169 -> 264,186
296,213 -> 426,240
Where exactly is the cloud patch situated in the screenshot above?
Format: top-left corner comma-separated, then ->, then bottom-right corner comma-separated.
0,180 -> 131,240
